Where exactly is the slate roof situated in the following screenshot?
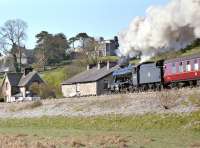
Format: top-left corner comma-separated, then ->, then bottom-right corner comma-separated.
4,71 -> 44,87
6,73 -> 23,86
18,71 -> 44,87
62,66 -> 119,85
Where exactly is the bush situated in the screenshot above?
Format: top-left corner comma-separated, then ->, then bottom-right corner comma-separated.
30,83 -> 56,99
157,90 -> 181,109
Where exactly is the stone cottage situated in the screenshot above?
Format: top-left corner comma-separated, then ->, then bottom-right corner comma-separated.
1,68 -> 44,102
61,61 -> 118,97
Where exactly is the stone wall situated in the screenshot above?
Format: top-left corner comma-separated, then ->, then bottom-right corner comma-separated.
61,84 -> 77,97
61,74 -> 114,97
79,82 -> 97,96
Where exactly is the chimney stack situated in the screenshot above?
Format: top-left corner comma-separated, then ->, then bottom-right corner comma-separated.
97,62 -> 101,70
87,64 -> 96,70
24,67 -> 33,76
87,65 -> 90,70
107,61 -> 110,70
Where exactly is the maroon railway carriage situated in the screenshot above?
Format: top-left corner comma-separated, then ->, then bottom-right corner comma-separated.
164,54 -> 200,87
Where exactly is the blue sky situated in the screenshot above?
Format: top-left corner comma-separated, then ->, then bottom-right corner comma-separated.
0,0 -> 169,49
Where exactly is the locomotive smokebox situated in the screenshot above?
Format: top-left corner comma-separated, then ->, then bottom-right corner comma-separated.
118,56 -> 130,68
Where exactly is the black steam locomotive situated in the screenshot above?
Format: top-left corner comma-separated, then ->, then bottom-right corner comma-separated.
110,59 -> 164,92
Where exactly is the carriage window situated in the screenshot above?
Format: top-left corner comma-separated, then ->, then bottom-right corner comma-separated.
194,60 -> 199,71
179,62 -> 183,72
186,61 -> 191,72
172,63 -> 176,74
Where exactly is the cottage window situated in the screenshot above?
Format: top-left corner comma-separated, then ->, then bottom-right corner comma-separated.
194,60 -> 199,71
172,63 -> 176,74
179,62 -> 183,73
186,61 -> 191,72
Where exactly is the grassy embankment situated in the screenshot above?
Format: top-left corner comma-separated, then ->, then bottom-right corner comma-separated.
0,111 -> 199,147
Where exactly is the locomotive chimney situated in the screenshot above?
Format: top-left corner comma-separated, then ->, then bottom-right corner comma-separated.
118,56 -> 130,68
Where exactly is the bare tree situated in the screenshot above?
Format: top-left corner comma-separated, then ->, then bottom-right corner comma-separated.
0,19 -> 27,72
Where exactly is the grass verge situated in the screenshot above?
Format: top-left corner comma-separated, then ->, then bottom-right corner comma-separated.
0,111 -> 200,131
0,112 -> 199,147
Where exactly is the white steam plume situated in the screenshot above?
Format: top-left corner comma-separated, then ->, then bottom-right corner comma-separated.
118,0 -> 200,61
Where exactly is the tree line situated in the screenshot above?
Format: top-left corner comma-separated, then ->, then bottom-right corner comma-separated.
0,19 -> 118,72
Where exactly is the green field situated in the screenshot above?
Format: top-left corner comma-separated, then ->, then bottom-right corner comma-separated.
0,111 -> 199,147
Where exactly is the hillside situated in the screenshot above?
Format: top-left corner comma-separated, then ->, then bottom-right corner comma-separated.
25,46 -> 200,98
40,62 -> 85,97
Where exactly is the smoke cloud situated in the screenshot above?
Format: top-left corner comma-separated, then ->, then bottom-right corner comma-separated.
118,0 -> 200,61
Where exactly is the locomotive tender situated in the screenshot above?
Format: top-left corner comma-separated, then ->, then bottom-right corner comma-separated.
111,54 -> 200,92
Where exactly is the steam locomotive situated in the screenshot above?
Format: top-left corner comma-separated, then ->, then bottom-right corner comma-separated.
110,54 -> 200,92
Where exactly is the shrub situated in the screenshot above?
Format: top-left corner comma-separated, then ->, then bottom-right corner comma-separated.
157,90 -> 181,109
30,83 -> 56,99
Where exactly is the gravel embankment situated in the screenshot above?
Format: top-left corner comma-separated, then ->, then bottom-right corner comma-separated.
0,88 -> 199,118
